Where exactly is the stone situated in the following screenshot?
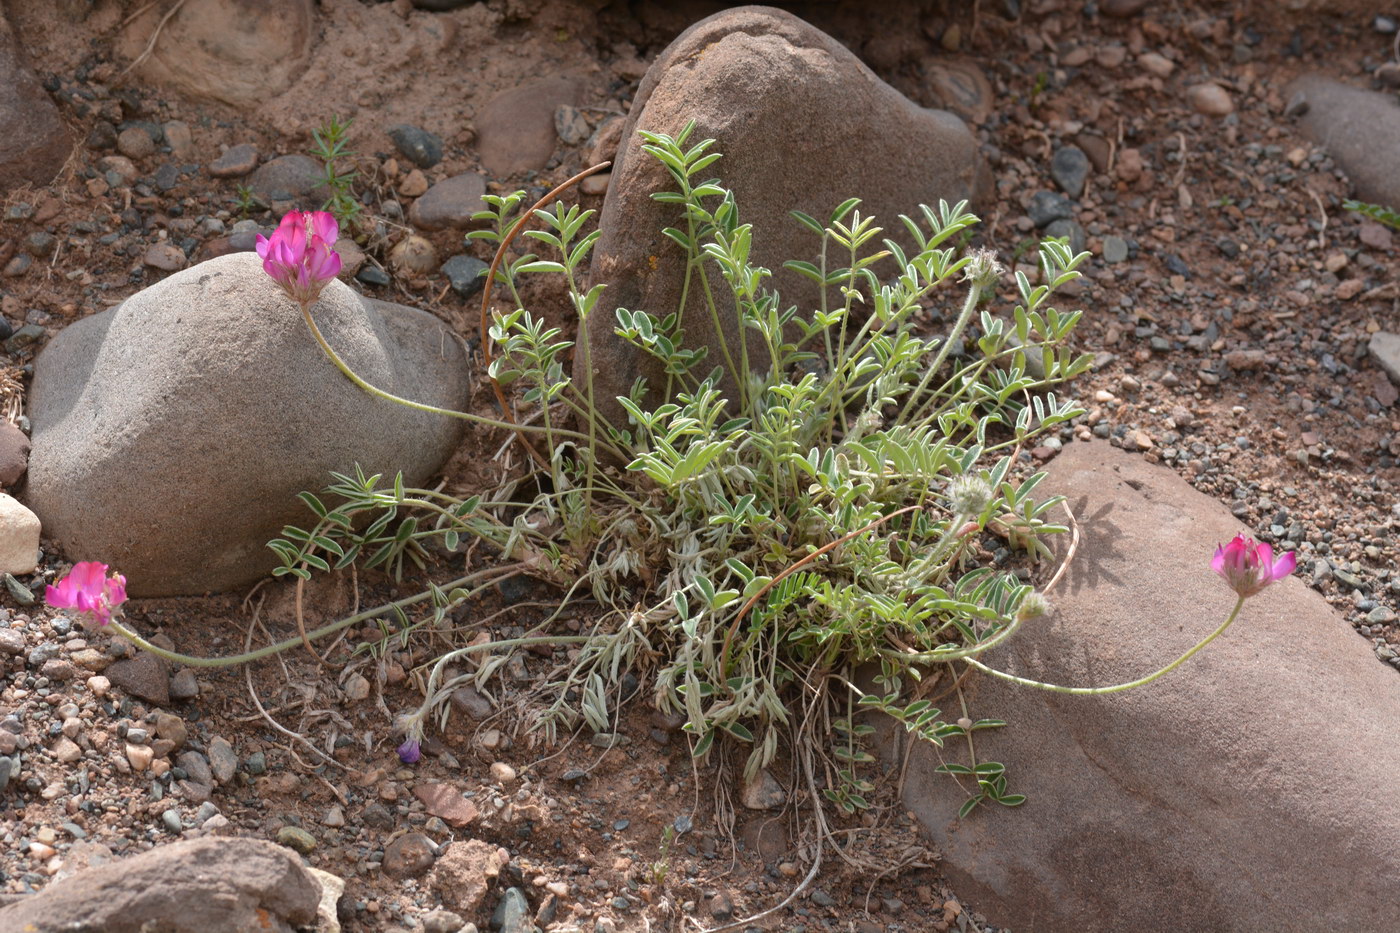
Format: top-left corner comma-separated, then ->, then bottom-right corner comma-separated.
554,105 -> 590,146
584,7 -> 979,426
398,168 -> 429,198
430,839 -> 510,915
894,441 -> 1400,932
52,736 -> 82,764
383,832 -> 436,878
740,768 -> 785,810
0,493 -> 38,574
422,909 -> 466,933
276,825 -> 316,855
169,668 -> 200,699
1369,332 -> 1400,385
154,712 -> 188,750
923,59 -> 994,125
117,127 -> 156,160
143,243 -> 187,272
493,888 -> 530,933
163,121 -> 195,160
0,15 -> 72,193
1050,146 -> 1090,199
450,685 -> 493,719
208,737 -> 238,784
208,144 -> 259,179
1102,235 -> 1129,263
1027,190 -> 1073,228
246,154 -> 328,208
107,655 -> 170,706
1359,221 -> 1393,251
441,254 -> 489,298
409,173 -> 488,230
115,0 -> 314,108
1102,0 -> 1152,15
306,867 -> 344,933
389,235 -> 438,274
28,253 -> 471,596
126,743 -> 154,772
0,837 -> 320,932
1287,75 -> 1400,207
476,77 -> 583,176
413,783 -> 479,827
1186,82 -> 1234,116
1138,51 -> 1175,78
387,124 -> 444,169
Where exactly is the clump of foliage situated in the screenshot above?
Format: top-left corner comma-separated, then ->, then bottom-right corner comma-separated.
272,122 -> 1091,818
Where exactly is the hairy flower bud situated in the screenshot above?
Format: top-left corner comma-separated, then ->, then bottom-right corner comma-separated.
961,247 -> 1004,290
949,474 -> 994,516
1016,592 -> 1051,622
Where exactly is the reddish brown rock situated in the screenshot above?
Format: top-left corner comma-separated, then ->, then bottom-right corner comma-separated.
0,15 -> 72,193
894,441 -> 1400,932
583,6 -> 979,426
0,837 -> 320,932
408,173 -> 487,231
429,839 -> 509,915
0,420 -> 30,486
476,77 -> 583,177
413,783 -> 479,827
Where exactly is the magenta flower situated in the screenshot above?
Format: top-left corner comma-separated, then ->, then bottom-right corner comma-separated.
45,561 -> 128,628
397,738 -> 422,764
1211,534 -> 1296,598
254,210 -> 342,305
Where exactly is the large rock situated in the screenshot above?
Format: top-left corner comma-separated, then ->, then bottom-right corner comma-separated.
115,0 -> 314,108
0,836 -> 321,932
28,253 -> 471,596
1287,75 -> 1400,208
894,441 -> 1400,932
582,6 -> 980,426
0,14 -> 72,192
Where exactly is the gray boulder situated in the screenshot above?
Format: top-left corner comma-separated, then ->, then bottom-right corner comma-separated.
892,441 -> 1400,932
582,5 -> 981,428
0,836 -> 322,932
28,252 -> 470,596
1287,74 -> 1400,207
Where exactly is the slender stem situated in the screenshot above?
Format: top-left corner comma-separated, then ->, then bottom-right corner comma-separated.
896,278 -> 983,425
103,566 -> 516,668
961,596 -> 1248,695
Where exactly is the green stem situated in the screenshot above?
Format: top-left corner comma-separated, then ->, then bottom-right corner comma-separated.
103,566 -> 516,668
896,278 -> 983,426
961,596 -> 1248,695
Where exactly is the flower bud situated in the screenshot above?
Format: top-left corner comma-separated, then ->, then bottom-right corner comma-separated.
1016,592 -> 1052,622
948,475 -> 993,516
961,247 -> 1004,290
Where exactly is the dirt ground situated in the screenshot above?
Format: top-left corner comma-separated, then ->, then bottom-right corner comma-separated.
2,1 -> 1399,931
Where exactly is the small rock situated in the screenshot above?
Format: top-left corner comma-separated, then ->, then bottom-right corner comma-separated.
554,105 -> 591,146
176,751 -> 214,787
387,124 -> 444,169
579,172 -> 610,196
408,172 -> 488,231
398,168 -> 429,198
1102,0 -> 1151,16
492,887 -> 531,933
52,737 -> 83,764
169,668 -> 200,700
389,235 -> 437,274
162,121 -> 194,160
1102,235 -> 1129,264
1116,148 -> 1145,183
1369,332 -> 1400,386
1027,190 -> 1073,228
1360,221 -> 1393,251
87,675 -> 111,697
489,761 -> 516,784
740,768 -> 786,810
343,673 -> 370,702
208,737 -> 238,784
154,712 -> 187,750
106,654 -> 170,706
1186,83 -> 1233,116
117,126 -> 155,160
323,806 -> 345,828
3,254 -> 32,278
247,154 -> 326,205
0,628 -> 23,655
0,421 -> 32,487
383,832 -> 436,878
414,783 -> 479,827
4,572 -> 34,604
422,909 -> 466,933
143,243 -> 187,272
276,825 -> 317,855
126,743 -> 155,772
208,144 -> 259,179
450,685 -> 493,720
476,78 -> 582,176
0,494 -> 39,574
355,264 -> 390,287
1050,146 -> 1090,199
440,254 -> 488,299
1138,51 -> 1174,78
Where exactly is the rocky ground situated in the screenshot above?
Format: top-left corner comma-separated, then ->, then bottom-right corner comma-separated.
2,0 -> 1400,931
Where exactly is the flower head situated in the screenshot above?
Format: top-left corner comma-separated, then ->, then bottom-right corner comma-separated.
397,738 -> 422,764
45,561 -> 128,628
254,210 -> 341,305
1211,534 -> 1295,598
961,247 -> 1005,290
949,475 -> 994,516
1016,592 -> 1052,622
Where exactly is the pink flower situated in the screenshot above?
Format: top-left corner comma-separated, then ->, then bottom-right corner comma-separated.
397,738 -> 422,764
45,561 -> 128,628
254,210 -> 342,305
1211,534 -> 1296,598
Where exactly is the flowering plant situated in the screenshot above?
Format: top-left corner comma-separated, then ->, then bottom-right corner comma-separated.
45,561 -> 127,628
1212,533 -> 1296,598
255,210 -> 341,306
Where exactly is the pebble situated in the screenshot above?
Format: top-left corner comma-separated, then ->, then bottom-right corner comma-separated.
208,143 -> 259,178
1050,146 -> 1090,199
492,887 -> 531,933
383,832 -> 436,878
324,805 -> 346,828
52,737 -> 82,764
276,825 -> 317,855
1027,190 -> 1073,228
86,675 -> 111,697
126,743 -> 154,772
161,810 -> 183,835
356,265 -> 390,287
343,673 -> 371,702
1138,51 -> 1175,78
580,172 -> 610,196
741,768 -> 786,810
398,168 -> 429,198
387,124 -> 444,169
117,126 -> 155,159
154,712 -> 187,750
1187,83 -> 1234,116
3,254 -> 32,278
208,737 -> 238,784
440,254 -> 489,298
1102,235 -> 1130,263
422,909 -> 466,933
554,105 -> 591,146
143,243 -> 186,272
389,236 -> 437,274
408,172 -> 488,231
169,668 -> 200,700
450,685 -> 493,720
0,628 -> 24,655
489,761 -> 517,784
